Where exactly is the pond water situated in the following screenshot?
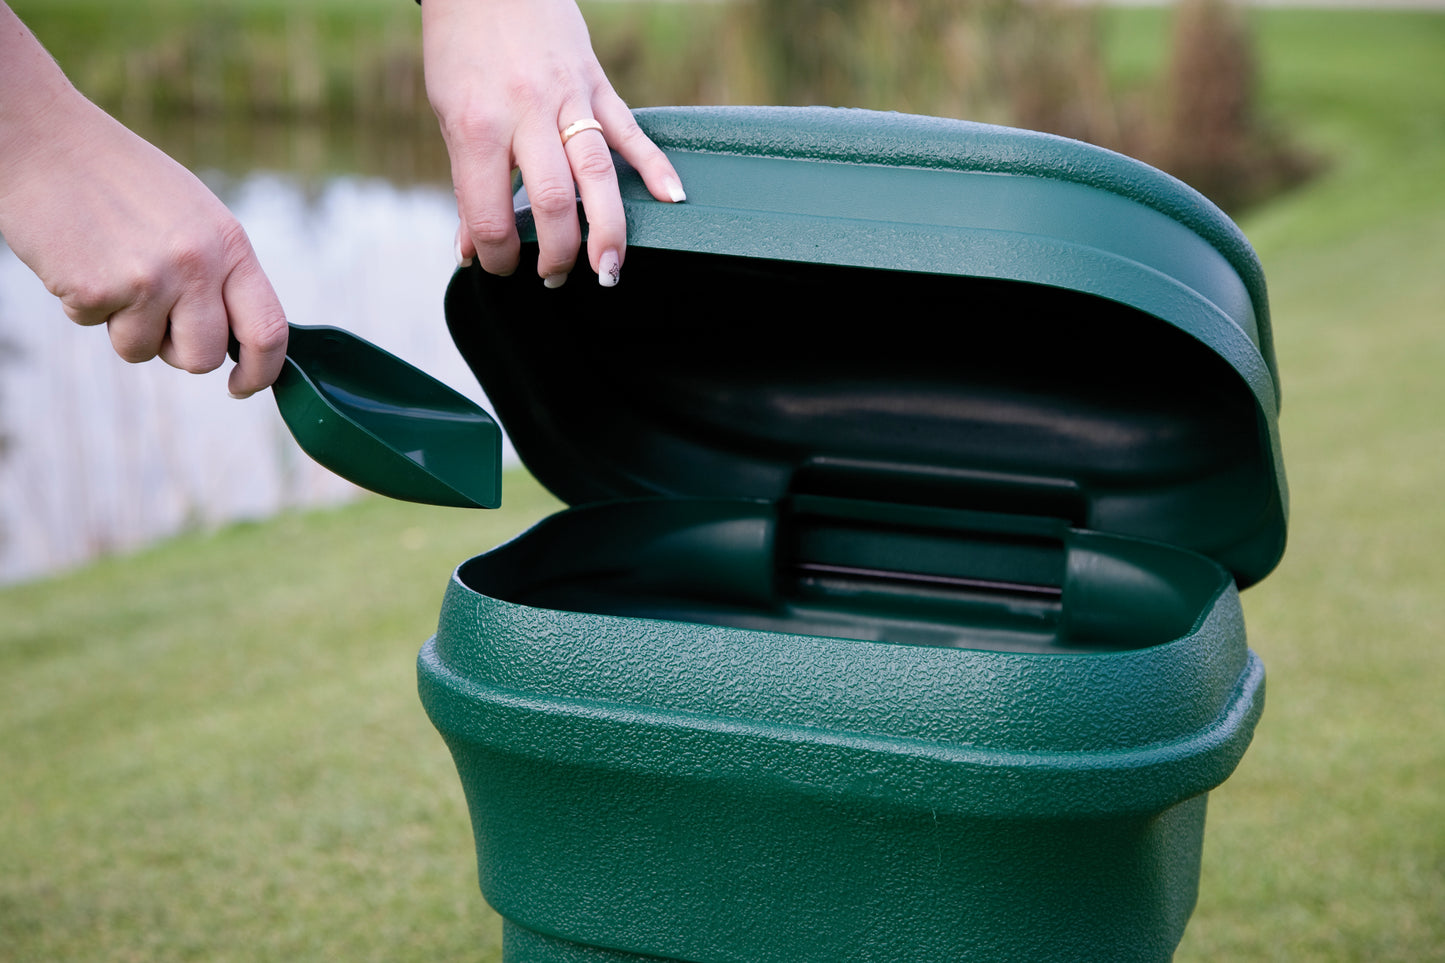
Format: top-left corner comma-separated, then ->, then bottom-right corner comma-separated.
0,170 -> 515,585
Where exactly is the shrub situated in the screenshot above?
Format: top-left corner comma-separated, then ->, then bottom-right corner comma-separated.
1144,0 -> 1319,211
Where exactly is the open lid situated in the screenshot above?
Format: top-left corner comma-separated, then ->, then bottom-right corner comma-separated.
445,107 -> 1287,587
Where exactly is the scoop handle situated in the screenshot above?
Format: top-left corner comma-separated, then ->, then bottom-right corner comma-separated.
229,324 -> 503,509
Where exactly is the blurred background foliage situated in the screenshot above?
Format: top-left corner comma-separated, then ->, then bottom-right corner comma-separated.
13,0 -> 1316,212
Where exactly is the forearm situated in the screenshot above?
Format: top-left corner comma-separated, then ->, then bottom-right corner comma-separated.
0,1 -> 288,396
0,4 -> 90,220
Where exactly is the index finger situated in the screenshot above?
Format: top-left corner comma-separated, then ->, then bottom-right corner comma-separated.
222,253 -> 288,399
593,98 -> 686,205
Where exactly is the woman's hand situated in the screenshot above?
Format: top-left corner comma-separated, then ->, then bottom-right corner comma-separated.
0,4 -> 287,397
421,0 -> 685,289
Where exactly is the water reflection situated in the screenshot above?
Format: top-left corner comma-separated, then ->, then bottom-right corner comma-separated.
0,172 -> 510,585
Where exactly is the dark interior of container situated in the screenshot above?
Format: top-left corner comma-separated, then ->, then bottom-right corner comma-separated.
449,247 -> 1273,566
458,495 -> 1230,654
445,245 -> 1259,653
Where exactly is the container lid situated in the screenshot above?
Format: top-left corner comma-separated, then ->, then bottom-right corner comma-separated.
444,107 -> 1286,587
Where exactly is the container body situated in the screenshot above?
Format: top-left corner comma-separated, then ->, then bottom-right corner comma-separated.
418,497 -> 1265,963
391,107 -> 1283,962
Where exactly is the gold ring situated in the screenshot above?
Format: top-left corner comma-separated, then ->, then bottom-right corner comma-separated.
560,118 -> 604,146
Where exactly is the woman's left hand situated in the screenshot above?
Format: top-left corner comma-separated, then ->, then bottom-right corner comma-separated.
420,0 -> 685,289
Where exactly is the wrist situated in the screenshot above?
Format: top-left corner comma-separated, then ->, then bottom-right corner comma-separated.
0,9 -> 90,193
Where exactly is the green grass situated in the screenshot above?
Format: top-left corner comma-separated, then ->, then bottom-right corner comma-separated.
4,8 -> 1445,962
7,0 -> 729,182
8,0 -> 724,118
1166,9 -> 1445,962
0,476 -> 564,962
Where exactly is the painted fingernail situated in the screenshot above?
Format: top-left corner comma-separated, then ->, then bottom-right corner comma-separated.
666,179 -> 687,203
454,227 -> 473,268
544,274 -> 568,289
599,250 -> 621,288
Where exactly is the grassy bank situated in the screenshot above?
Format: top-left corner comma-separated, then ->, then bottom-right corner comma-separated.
1166,9 -> 1445,960
8,0 -> 723,129
11,0 -> 1306,210
3,8 -> 1444,962
0,475 -> 564,962
7,0 -> 725,182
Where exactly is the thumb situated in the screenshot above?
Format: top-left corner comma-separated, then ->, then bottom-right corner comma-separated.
222,251 -> 289,398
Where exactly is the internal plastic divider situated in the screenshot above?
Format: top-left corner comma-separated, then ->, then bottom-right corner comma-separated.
457,491 -> 1222,654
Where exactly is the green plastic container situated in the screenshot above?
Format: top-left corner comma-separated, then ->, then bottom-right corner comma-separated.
418,107 -> 1287,963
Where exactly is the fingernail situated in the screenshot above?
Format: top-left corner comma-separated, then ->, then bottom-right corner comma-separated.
599,249 -> 621,288
229,390 -> 250,401
666,179 -> 687,203
454,228 -> 473,268
544,274 -> 568,289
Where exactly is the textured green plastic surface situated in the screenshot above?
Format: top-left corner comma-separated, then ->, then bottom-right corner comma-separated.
422,108 -> 1282,963
448,105 -> 1286,587
419,498 -> 1265,962
270,324 -> 501,508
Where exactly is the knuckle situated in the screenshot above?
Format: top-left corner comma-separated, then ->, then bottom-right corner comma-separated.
169,236 -> 219,278
503,62 -> 578,116
526,180 -> 579,219
503,76 -> 548,114
463,210 -> 517,250
215,219 -> 254,265
610,119 -> 653,152
569,144 -> 616,183
60,280 -> 118,314
163,220 -> 234,284
62,257 -> 153,311
445,106 -> 510,155
246,310 -> 289,355
533,244 -> 577,275
113,332 -> 159,364
181,351 -> 225,375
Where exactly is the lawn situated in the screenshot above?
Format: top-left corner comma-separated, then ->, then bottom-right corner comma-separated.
1164,9 -> 1445,960
0,479 -> 564,962
3,8 -> 1443,962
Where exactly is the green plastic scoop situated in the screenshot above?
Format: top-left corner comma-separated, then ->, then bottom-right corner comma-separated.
243,324 -> 502,509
